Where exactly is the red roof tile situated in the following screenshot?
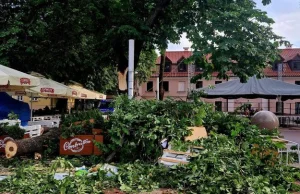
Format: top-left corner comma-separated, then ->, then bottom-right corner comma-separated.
153,48 -> 300,77
156,51 -> 193,64
279,48 -> 300,62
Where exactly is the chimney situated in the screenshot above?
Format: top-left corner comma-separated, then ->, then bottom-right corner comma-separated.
183,47 -> 189,51
286,44 -> 293,48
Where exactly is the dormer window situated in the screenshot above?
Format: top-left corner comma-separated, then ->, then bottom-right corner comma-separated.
195,65 -> 203,72
273,63 -> 283,71
273,63 -> 278,71
178,61 -> 187,72
292,61 -> 300,70
288,54 -> 300,71
164,61 -> 172,72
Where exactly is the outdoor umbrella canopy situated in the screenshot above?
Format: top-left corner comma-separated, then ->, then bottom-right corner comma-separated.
0,65 -> 40,90
28,78 -> 81,98
197,76 -> 300,100
7,78 -> 81,98
69,85 -> 106,100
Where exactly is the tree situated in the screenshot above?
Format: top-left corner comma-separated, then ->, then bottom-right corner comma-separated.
1,0 -> 285,92
159,49 -> 166,100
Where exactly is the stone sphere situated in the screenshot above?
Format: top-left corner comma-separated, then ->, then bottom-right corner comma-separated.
251,111 -> 279,130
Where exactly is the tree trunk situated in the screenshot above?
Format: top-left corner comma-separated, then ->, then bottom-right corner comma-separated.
5,128 -> 61,159
159,51 -> 166,100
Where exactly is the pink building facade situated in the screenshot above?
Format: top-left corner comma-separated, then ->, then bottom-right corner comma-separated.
138,48 -> 300,115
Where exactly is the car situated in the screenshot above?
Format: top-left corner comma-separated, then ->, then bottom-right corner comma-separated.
98,99 -> 114,113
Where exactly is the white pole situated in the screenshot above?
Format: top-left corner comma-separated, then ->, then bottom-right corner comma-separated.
128,39 -> 134,99
30,93 -> 33,121
156,77 -> 159,100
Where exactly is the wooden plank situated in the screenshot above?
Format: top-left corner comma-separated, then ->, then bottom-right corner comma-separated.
271,138 -> 289,143
159,157 -> 188,164
163,149 -> 191,155
191,146 -> 204,149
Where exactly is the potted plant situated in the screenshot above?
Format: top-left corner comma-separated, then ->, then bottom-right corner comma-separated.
59,110 -> 104,155
7,111 -> 19,120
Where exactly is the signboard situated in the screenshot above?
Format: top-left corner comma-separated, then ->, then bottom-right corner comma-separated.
60,135 -> 94,155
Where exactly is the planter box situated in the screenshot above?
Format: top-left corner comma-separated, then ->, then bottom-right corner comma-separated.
60,135 -> 94,155
73,119 -> 95,126
94,135 -> 103,155
92,128 -> 102,135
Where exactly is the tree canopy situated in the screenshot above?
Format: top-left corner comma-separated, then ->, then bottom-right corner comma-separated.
0,0 -> 285,92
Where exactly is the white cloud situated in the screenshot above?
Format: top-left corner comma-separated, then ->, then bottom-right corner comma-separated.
167,33 -> 192,51
272,11 -> 300,47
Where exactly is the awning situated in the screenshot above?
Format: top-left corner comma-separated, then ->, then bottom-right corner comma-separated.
197,76 -> 300,101
0,65 -> 40,91
69,85 -> 106,100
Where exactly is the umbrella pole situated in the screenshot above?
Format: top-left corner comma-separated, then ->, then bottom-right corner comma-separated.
30,93 -> 33,121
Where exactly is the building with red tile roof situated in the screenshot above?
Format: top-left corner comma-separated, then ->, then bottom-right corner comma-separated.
138,47 -> 300,115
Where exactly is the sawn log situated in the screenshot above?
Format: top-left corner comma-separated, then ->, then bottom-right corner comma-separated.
5,128 -> 60,159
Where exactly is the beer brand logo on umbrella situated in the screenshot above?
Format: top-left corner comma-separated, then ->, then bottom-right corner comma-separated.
81,93 -> 87,98
72,91 -> 77,96
63,138 -> 91,152
40,87 -> 54,93
20,78 -> 31,85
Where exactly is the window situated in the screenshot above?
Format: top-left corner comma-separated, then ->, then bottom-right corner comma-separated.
178,81 -> 185,92
195,66 -> 203,72
292,61 -> 300,70
163,81 -> 169,92
164,62 -> 172,72
295,81 -> 300,85
276,102 -> 284,114
215,81 -> 222,85
273,63 -> 284,71
196,81 -> 203,89
146,81 -> 153,92
17,96 -> 23,101
215,101 -> 222,111
273,63 -> 278,71
178,62 -> 187,72
296,102 -> 300,114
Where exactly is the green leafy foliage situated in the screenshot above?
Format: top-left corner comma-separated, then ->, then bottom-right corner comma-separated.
60,109 -> 105,138
0,123 -> 25,139
1,0 -> 286,92
7,111 -> 18,120
103,95 -> 207,162
2,97 -> 300,193
162,133 -> 294,193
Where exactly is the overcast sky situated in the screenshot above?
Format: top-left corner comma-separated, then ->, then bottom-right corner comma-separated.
167,0 -> 300,51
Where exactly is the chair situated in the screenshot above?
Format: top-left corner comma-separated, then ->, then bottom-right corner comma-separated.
22,125 -> 43,138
